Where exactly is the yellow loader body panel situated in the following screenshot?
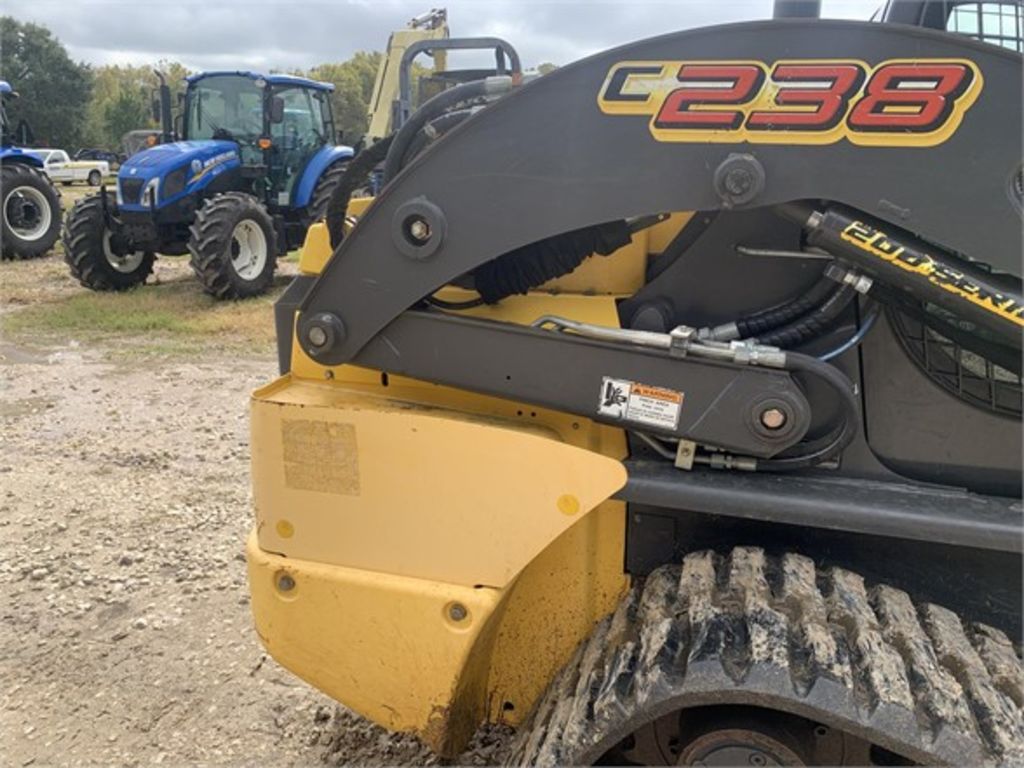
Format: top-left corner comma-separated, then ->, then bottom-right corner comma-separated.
246,214 -> 691,753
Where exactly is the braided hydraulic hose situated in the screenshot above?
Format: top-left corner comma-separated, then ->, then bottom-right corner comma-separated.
382,76 -> 513,185
324,136 -> 394,249
735,271 -> 837,338
472,221 -> 633,304
755,283 -> 857,347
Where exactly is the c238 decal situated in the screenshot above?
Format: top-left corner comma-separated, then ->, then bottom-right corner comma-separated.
598,59 -> 982,147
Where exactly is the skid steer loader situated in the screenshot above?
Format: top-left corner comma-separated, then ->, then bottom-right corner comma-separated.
245,1 -> 1023,765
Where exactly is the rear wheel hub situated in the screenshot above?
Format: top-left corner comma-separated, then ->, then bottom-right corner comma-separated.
4,186 -> 51,241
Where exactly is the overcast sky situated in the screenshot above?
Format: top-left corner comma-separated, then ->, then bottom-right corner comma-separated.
10,0 -> 881,73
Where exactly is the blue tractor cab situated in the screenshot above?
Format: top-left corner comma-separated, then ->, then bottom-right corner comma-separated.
0,80 -> 63,259
64,70 -> 354,298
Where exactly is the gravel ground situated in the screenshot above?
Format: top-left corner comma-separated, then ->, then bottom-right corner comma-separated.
0,302 -> 510,765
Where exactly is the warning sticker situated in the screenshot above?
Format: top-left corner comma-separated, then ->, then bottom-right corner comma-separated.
597,377 -> 683,430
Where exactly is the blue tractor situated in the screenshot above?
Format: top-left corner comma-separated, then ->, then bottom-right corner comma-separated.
0,80 -> 63,259
64,71 -> 354,298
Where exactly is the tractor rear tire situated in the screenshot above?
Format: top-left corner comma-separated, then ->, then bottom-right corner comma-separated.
188,192 -> 276,299
308,161 -> 349,223
63,195 -> 155,290
1,163 -> 62,260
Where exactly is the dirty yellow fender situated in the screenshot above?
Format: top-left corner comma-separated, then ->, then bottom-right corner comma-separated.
246,214 -> 688,754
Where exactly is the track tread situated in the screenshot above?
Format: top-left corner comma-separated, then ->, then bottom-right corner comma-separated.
507,548 -> 1023,766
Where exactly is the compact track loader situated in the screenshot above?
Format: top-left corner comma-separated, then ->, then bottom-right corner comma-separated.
246,2 -> 1023,764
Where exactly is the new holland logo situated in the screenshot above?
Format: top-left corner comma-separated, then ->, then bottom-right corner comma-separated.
597,58 -> 983,147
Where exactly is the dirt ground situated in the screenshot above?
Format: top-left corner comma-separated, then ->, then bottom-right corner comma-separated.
0,240 -> 511,765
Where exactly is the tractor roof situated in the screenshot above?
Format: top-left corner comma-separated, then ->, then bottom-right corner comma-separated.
185,71 -> 334,92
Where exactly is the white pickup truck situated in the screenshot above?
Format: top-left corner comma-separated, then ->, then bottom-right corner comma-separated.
31,149 -> 110,186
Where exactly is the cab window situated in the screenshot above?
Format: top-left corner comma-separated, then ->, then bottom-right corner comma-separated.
187,75 -> 264,142
272,87 -> 325,150
947,2 -> 1024,51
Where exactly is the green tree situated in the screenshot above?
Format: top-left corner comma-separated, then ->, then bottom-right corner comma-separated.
103,87 -> 150,146
536,62 -> 559,75
84,61 -> 191,150
0,16 -> 92,148
307,51 -> 382,144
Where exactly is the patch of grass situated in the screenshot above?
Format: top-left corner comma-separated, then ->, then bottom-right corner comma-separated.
1,266 -> 285,357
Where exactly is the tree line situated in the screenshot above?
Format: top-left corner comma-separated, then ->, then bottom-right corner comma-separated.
0,16 -> 385,153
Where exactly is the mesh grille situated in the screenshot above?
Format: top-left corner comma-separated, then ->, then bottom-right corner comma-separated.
890,309 -> 1022,418
119,178 -> 144,205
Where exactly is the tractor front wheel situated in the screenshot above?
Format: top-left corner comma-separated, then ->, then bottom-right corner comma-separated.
188,193 -> 277,299
63,195 -> 155,290
1,163 -> 62,260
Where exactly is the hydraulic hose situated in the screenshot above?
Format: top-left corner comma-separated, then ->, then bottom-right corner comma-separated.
755,283 -> 857,348
394,108 -> 477,177
472,220 -> 633,304
818,300 -> 881,362
382,75 -> 514,185
758,351 -> 860,471
325,135 -> 394,249
735,271 -> 837,339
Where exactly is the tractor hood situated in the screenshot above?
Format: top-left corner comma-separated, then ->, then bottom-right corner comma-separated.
119,140 -> 239,181
116,140 -> 242,211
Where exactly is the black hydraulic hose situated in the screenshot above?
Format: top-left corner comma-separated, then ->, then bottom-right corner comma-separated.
396,109 -> 475,176
736,271 -> 837,338
382,76 -> 512,184
472,220 -> 633,304
324,135 -> 393,249
755,283 -> 857,347
758,351 -> 859,471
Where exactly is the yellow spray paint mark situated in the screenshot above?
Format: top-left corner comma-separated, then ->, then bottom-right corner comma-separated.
557,495 -> 580,516
276,520 -> 295,539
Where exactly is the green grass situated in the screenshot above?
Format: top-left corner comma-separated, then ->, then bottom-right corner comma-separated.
1,268 -> 287,358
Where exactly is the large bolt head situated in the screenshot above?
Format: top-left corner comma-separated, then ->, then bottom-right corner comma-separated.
760,407 -> 788,430
300,312 -> 346,358
713,153 -> 766,207
408,217 -> 431,243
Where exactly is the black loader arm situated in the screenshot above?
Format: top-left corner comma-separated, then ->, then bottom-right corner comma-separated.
297,19 -> 1022,365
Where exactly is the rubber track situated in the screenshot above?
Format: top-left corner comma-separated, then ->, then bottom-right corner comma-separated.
508,548 -> 1023,766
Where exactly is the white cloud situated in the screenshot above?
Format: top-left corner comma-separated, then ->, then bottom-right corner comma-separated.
11,0 -> 881,73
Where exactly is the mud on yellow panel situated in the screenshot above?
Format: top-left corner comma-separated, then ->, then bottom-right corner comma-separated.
248,496 -> 626,755
248,377 -> 630,753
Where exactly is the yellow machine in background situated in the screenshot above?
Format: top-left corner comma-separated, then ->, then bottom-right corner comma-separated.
364,9 -> 449,145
